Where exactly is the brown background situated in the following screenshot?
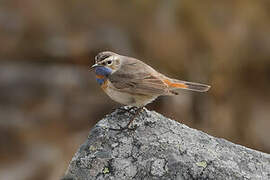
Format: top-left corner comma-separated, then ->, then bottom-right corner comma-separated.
1,0 -> 270,179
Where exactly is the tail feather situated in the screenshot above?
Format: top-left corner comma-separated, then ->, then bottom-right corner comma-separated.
166,79 -> 210,92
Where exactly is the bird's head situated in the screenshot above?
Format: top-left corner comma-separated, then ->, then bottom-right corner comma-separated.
91,51 -> 121,76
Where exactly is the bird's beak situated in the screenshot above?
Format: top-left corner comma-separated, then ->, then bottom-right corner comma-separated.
89,63 -> 98,71
91,63 -> 100,69
90,63 -> 101,69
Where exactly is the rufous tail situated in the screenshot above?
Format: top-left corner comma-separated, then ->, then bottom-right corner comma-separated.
164,78 -> 210,92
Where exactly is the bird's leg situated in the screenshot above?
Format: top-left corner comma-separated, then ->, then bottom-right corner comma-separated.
124,107 -> 143,129
116,106 -> 137,115
109,107 -> 143,131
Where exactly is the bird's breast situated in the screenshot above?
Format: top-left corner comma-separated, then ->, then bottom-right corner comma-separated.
102,80 -> 158,107
95,75 -> 108,89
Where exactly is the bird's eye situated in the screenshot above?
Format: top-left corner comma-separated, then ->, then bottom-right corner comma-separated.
107,60 -> 112,65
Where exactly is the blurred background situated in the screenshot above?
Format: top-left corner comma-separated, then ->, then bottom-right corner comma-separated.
1,0 -> 270,179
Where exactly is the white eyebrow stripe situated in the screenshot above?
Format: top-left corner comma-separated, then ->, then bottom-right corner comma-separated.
106,55 -> 117,61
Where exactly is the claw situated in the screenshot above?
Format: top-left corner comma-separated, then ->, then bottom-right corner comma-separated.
116,106 -> 137,115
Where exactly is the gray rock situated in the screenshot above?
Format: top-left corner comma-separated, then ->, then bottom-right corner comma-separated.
64,107 -> 270,180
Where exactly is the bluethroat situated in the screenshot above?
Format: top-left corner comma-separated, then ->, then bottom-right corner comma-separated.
91,51 -> 210,130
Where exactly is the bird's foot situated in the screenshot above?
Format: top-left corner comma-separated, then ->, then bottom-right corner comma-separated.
109,107 -> 143,131
116,106 -> 137,115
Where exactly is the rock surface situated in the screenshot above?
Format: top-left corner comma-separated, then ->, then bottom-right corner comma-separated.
64,107 -> 270,180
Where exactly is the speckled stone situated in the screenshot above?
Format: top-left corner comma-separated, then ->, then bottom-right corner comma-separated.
63,107 -> 270,180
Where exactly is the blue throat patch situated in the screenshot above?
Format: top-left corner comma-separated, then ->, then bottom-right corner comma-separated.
95,66 -> 112,85
95,66 -> 112,76
96,78 -> 105,85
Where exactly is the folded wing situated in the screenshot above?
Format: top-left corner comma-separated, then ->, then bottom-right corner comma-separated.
108,57 -> 173,96
108,56 -> 210,95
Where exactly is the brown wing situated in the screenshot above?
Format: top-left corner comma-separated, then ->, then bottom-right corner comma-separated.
108,57 -> 172,96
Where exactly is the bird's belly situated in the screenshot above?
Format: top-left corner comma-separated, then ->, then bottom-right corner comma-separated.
103,81 -> 157,107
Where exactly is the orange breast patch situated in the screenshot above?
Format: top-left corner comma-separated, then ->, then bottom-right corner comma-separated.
96,75 -> 105,79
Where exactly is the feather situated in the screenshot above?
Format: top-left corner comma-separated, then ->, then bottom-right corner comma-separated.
108,57 -> 172,95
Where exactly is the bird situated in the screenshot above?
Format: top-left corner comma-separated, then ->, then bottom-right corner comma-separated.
91,51 -> 210,130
